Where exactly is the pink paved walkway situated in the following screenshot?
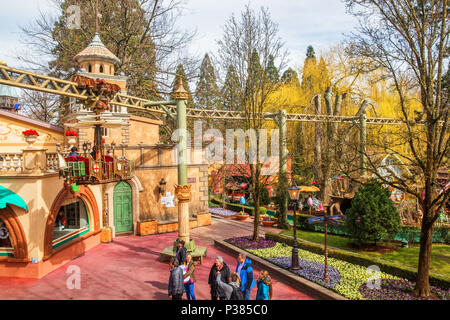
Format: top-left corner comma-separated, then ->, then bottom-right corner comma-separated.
0,231 -> 315,300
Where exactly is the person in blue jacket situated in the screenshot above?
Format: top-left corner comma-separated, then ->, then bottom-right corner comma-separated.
236,253 -> 255,300
256,270 -> 273,300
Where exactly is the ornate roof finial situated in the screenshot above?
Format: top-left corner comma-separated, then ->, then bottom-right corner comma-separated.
172,76 -> 189,101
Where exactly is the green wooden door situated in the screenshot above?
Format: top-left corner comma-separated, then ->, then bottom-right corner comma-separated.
113,181 -> 133,233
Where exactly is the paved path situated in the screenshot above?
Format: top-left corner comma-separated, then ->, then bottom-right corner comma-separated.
0,217 -> 315,300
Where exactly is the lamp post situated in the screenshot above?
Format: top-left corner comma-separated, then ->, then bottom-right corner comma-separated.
288,182 -> 300,271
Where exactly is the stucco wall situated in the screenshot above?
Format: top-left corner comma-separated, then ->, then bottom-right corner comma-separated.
0,175 -> 103,262
0,116 -> 63,153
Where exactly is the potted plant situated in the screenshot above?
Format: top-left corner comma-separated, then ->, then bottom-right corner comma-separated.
65,130 -> 78,148
234,210 -> 249,221
22,129 -> 39,147
260,214 -> 278,227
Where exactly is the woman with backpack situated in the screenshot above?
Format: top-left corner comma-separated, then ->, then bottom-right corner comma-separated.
256,270 -> 273,300
215,272 -> 244,300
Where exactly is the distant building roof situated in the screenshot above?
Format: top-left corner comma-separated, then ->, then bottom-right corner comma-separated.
74,33 -> 121,65
0,84 -> 18,98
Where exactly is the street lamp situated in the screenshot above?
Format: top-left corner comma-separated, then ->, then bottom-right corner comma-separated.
288,181 -> 300,271
159,178 -> 167,195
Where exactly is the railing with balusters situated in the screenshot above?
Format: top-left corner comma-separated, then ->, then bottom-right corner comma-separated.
46,153 -> 60,172
0,153 -> 24,173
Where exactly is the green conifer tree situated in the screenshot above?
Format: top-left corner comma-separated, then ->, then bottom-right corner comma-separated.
266,55 -> 280,83
195,53 -> 220,110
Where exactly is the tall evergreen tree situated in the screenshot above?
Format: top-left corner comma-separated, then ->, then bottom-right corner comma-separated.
221,65 -> 241,111
281,68 -> 300,87
244,49 -> 264,104
301,46 -> 319,92
266,55 -> 280,83
195,53 -> 220,110
306,45 -> 316,59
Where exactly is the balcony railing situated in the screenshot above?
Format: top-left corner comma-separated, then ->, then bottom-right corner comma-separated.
61,154 -> 135,184
0,153 -> 24,173
0,151 -> 134,185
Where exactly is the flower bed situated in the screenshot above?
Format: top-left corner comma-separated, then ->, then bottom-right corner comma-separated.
209,207 -> 239,217
225,239 -> 449,300
358,279 -> 450,300
267,256 -> 341,289
225,236 -> 276,250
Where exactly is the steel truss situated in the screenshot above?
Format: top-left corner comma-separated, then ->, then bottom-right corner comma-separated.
0,63 -> 425,126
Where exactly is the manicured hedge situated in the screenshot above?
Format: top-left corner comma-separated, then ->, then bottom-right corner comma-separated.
211,196 -> 255,215
265,232 -> 450,290
266,211 -> 449,243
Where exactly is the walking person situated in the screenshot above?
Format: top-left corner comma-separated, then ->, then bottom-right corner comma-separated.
256,270 -> 273,300
175,239 -> 187,266
168,259 -> 184,300
236,253 -> 256,300
183,253 -> 197,300
216,272 -> 244,300
208,256 -> 230,300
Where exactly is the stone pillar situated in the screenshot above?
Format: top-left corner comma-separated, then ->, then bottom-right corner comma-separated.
173,77 -> 190,243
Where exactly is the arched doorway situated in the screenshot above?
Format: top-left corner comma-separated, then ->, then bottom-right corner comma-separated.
113,181 -> 133,233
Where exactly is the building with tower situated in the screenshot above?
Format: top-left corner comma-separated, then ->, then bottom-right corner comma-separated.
0,32 -> 210,279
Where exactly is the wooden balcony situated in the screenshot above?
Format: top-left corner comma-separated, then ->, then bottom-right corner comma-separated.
61,154 -> 135,185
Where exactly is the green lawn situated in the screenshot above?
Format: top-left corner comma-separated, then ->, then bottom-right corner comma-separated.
280,229 -> 450,278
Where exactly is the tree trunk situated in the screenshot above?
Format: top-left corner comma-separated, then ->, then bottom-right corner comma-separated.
253,184 -> 261,242
313,95 -> 323,195
414,213 -> 433,297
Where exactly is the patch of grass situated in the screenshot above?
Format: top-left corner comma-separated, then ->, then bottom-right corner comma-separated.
280,229 -> 450,277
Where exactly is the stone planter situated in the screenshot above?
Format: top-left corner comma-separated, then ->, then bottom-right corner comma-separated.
234,214 -> 249,221
137,220 -> 158,236
261,219 -> 277,227
24,134 -> 38,148
100,227 -> 113,243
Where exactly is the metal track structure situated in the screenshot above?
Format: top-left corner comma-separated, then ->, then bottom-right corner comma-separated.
0,63 -> 420,126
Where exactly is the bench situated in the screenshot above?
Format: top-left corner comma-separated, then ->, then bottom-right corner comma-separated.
160,239 -> 207,264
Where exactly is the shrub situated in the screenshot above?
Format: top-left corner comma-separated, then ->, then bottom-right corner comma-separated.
345,181 -> 401,245
259,207 -> 267,216
260,187 -> 271,205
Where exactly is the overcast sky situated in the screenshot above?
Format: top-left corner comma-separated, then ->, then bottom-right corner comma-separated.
0,0 -> 359,73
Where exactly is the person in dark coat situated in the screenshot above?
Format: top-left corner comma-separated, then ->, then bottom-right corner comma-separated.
174,239 -> 187,266
168,259 -> 184,300
208,256 -> 230,300
68,147 -> 79,158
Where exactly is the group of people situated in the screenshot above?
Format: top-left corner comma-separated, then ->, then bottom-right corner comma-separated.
168,239 -> 273,300
67,146 -> 114,159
